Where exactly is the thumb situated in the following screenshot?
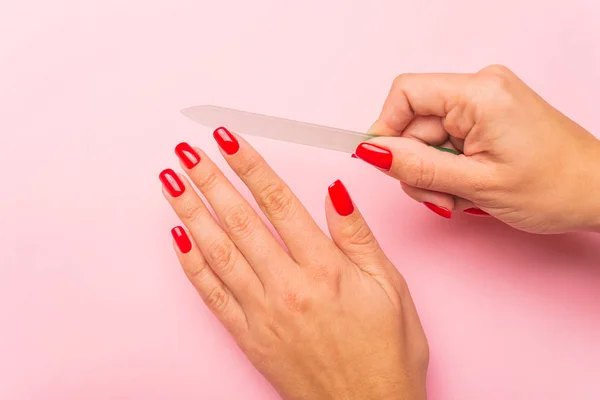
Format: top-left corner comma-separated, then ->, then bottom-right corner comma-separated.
325,180 -> 401,285
355,136 -> 485,199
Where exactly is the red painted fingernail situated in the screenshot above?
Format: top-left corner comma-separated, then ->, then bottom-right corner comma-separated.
175,142 -> 201,169
464,208 -> 490,216
171,226 -> 192,253
159,168 -> 185,197
424,202 -> 452,219
213,127 -> 239,155
328,179 -> 354,216
355,143 -> 392,170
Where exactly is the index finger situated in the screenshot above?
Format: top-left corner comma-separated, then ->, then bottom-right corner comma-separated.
213,127 -> 339,267
368,73 -> 472,136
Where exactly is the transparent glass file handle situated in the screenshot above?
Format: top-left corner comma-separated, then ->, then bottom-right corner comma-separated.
181,105 -> 372,154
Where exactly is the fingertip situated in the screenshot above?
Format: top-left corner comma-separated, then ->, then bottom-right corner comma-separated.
423,202 -> 452,219
175,142 -> 201,169
354,142 -> 393,171
171,226 -> 192,253
213,126 -> 240,155
159,168 -> 185,198
328,179 -> 354,217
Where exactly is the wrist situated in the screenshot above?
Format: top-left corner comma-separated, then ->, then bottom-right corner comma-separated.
324,374 -> 426,400
350,375 -> 427,400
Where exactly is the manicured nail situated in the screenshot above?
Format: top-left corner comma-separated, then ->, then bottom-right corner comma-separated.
171,226 -> 192,253
175,142 -> 201,168
328,179 -> 354,216
424,202 -> 452,219
213,126 -> 239,155
355,143 -> 392,170
463,208 -> 490,216
159,168 -> 185,197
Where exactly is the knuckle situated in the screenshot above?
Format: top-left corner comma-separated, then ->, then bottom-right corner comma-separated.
280,288 -> 309,313
222,204 -> 256,240
468,166 -> 501,202
258,182 -> 295,221
178,198 -> 204,223
341,217 -> 377,251
392,73 -> 413,89
204,285 -> 230,313
186,260 -> 211,281
400,153 -> 436,190
471,176 -> 491,196
480,74 -> 510,94
443,101 -> 475,137
195,170 -> 220,193
475,64 -> 515,102
346,220 -> 374,246
236,154 -> 265,180
480,63 -> 513,78
207,240 -> 237,276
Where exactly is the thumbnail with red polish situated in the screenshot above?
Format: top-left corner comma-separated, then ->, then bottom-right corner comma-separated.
328,180 -> 354,216
171,226 -> 192,253
355,143 -> 392,170
175,142 -> 201,169
424,202 -> 452,219
464,208 -> 490,216
159,168 -> 185,197
213,127 -> 240,155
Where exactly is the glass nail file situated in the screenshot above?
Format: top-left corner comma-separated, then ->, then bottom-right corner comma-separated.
181,105 -> 372,154
180,105 -> 459,155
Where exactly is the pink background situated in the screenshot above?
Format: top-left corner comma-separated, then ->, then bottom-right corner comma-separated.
1,1 -> 600,399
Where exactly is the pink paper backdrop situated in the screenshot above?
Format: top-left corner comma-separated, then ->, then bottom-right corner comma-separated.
1,1 -> 600,399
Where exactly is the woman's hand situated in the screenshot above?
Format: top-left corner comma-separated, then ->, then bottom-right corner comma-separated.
159,130 -> 429,400
360,64 -> 600,234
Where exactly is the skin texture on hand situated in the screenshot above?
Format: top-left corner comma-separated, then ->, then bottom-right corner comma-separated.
160,130 -> 429,400
361,64 -> 600,234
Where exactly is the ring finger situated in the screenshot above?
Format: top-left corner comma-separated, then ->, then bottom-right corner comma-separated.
174,142 -> 291,283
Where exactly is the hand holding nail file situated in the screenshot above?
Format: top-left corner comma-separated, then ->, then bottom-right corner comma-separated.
181,105 -> 459,156
181,105 -> 466,219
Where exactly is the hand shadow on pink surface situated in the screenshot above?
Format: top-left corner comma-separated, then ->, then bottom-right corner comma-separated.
441,214 -> 600,271
370,185 -> 600,272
